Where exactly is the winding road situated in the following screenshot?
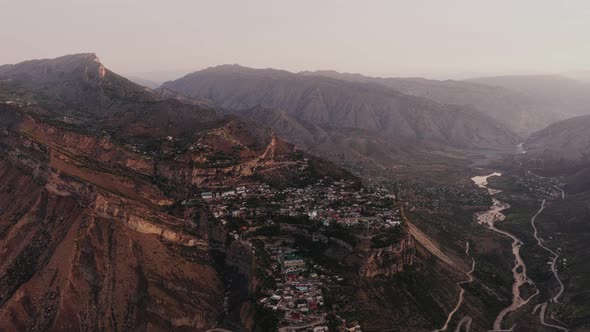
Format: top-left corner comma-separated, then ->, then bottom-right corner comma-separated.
434,241 -> 476,332
533,303 -> 569,332
530,200 -> 565,303
529,183 -> 569,331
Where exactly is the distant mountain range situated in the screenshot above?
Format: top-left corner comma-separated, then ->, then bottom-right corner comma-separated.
562,70 -> 590,83
132,65 -> 590,138
162,65 -> 521,173
299,70 -> 590,136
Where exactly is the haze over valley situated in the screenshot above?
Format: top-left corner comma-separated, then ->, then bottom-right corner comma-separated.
1,1 -> 590,331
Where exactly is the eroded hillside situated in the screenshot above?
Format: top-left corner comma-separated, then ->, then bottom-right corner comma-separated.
0,55 -> 354,331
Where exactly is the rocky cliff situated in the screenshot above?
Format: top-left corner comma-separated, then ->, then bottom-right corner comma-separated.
359,234 -> 416,279
0,54 -> 354,331
0,106 -> 223,331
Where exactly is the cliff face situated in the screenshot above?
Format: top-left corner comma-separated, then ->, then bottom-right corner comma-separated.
0,53 -> 150,116
359,235 -> 416,279
222,240 -> 258,330
0,99 -> 334,330
0,110 -> 223,331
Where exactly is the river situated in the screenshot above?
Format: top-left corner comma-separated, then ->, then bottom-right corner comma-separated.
471,173 -> 538,331
432,168 -> 566,331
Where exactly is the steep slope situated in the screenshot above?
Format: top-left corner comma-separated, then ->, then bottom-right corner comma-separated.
524,115 -> 590,189
231,106 -> 326,150
0,104 -> 225,331
152,87 -> 215,109
468,75 -> 590,126
0,53 -> 108,83
301,70 -> 581,135
0,55 -> 352,331
0,53 -> 153,117
162,65 -> 519,175
126,75 -> 161,89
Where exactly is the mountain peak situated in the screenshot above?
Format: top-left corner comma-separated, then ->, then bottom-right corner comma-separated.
0,52 -> 106,83
0,53 -> 155,115
196,64 -> 293,77
211,63 -> 248,70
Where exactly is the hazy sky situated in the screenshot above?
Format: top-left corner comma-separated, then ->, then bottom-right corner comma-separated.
1,0 -> 589,80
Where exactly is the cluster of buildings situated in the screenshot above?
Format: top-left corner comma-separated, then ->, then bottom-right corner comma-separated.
200,186 -> 247,201
258,243 -> 355,332
397,181 -> 484,214
1,99 -> 31,107
519,173 -> 565,200
198,178 -> 411,331
202,178 -> 402,232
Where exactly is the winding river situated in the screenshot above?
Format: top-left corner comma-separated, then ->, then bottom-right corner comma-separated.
434,170 -> 568,331
471,173 -> 538,331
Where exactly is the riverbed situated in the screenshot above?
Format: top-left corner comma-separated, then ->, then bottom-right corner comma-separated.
471,173 -> 538,331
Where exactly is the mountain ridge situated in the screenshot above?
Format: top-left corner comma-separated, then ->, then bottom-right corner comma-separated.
524,114 -> 590,178
162,65 -> 520,154
300,69 -> 590,135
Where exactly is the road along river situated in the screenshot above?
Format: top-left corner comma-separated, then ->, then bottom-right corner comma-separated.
471,173 -> 538,331
529,195 -> 569,331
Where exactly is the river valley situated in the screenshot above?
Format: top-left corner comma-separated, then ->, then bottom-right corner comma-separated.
471,173 -> 538,331
469,170 -> 574,331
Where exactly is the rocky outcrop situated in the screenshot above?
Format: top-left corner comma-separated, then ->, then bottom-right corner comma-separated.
0,102 -> 226,330
359,235 -> 416,278
225,241 -> 256,285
